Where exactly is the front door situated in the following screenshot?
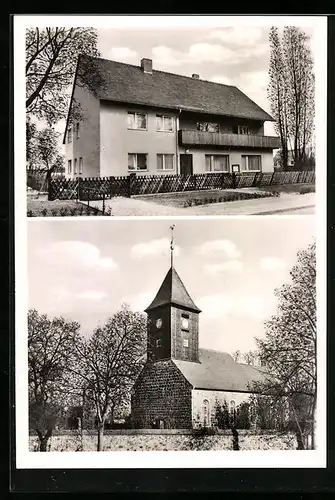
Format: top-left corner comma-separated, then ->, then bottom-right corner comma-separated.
180,154 -> 193,175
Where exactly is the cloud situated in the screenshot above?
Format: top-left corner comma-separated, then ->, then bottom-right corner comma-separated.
122,292 -> 153,312
239,71 -> 269,91
152,43 -> 236,68
198,293 -> 270,320
204,260 -> 243,275
43,241 -> 118,271
131,238 -> 180,259
197,239 -> 241,259
211,75 -> 231,85
208,27 -> 264,46
107,47 -> 137,60
188,43 -> 234,63
197,294 -> 234,319
259,257 -> 287,271
76,290 -> 107,302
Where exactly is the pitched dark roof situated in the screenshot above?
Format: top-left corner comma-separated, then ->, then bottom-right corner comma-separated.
145,266 -> 201,313
173,348 -> 268,392
78,55 -> 274,122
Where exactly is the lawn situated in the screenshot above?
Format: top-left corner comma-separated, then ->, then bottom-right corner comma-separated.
29,432 -> 297,452
134,188 -> 278,209
134,183 -> 315,209
27,199 -> 110,217
253,183 -> 315,195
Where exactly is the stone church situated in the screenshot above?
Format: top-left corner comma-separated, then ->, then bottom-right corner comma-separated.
131,261 -> 268,429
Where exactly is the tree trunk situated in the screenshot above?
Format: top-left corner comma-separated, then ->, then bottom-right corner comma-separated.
37,429 -> 52,452
231,426 -> 240,451
39,436 -> 49,452
296,429 -> 305,450
97,421 -> 104,451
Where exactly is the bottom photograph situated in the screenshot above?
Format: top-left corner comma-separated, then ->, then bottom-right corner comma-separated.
26,216 -> 316,453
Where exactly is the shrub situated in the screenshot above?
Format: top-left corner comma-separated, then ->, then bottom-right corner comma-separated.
59,207 -> 68,216
51,208 -> 58,217
299,186 -> 315,195
27,210 -> 35,217
41,208 -> 48,217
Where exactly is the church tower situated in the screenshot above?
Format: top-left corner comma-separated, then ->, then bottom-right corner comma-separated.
144,226 -> 201,363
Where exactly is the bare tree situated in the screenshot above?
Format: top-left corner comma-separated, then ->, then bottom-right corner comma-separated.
268,26 -> 315,170
28,309 -> 81,451
255,241 -> 316,449
26,27 -> 100,124
73,305 -> 147,451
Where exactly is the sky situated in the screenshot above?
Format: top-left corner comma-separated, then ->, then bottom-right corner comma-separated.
52,25 -> 314,148
27,216 -> 315,354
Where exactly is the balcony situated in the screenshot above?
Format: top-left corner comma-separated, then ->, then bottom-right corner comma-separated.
179,130 -> 280,149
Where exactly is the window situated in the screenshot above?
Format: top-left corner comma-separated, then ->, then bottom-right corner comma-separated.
74,158 -> 77,175
229,400 -> 236,424
183,338 -> 189,347
128,153 -> 148,171
241,155 -> 262,171
197,122 -> 219,133
203,399 -> 210,427
156,338 -> 161,348
156,115 -> 174,132
127,112 -> 147,130
157,154 -> 174,171
67,159 -> 72,174
79,157 -> 83,175
238,125 -> 250,135
68,127 -> 72,143
205,155 -> 229,172
75,122 -> 80,139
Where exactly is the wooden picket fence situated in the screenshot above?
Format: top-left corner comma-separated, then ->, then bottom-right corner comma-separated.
48,170 -> 315,201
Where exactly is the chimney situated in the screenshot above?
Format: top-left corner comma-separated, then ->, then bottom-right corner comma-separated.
192,74 -> 199,79
141,58 -> 152,74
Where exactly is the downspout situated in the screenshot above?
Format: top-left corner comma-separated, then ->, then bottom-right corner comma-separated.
176,109 -> 181,174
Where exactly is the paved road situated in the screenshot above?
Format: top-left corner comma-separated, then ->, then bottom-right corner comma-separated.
251,205 -> 315,215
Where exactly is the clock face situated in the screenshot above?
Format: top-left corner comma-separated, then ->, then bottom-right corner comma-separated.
181,318 -> 189,330
156,318 -> 162,329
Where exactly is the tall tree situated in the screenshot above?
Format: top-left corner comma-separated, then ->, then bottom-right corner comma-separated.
255,241 -> 316,449
283,27 -> 315,168
35,127 -> 60,171
268,26 -> 289,170
73,305 -> 147,451
26,27 -> 100,124
268,27 -> 315,170
28,309 -> 81,451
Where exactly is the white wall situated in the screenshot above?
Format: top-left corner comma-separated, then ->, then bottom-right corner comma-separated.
100,102 -> 179,177
181,148 -> 274,174
192,389 -> 252,428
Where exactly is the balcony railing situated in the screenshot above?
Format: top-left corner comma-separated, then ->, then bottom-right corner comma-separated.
179,130 -> 281,149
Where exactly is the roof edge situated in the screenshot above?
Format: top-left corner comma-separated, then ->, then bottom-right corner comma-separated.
144,301 -> 201,314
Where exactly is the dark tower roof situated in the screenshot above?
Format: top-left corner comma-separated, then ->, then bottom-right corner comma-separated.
145,267 -> 201,313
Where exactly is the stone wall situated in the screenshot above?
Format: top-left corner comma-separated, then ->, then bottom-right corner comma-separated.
131,360 -> 192,429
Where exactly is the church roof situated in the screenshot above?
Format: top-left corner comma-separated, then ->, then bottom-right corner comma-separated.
173,348 -> 268,392
145,267 -> 201,313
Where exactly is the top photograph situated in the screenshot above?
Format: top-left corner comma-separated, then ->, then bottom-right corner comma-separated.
24,19 -> 319,217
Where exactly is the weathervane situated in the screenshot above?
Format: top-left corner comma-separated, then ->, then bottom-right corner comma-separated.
170,225 -> 175,268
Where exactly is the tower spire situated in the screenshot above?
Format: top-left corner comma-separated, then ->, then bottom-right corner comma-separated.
170,224 -> 175,268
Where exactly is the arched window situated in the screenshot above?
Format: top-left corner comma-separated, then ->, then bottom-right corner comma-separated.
202,399 -> 210,427
229,400 -> 236,424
